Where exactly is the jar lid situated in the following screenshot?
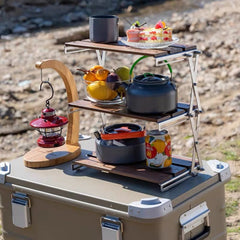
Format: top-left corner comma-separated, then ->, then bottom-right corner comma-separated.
147,129 -> 168,136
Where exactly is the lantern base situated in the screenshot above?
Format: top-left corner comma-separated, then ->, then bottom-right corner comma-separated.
24,144 -> 81,168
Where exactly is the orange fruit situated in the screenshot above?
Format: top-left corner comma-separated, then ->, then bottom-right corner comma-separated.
83,72 -> 98,84
90,65 -> 104,73
95,69 -> 110,81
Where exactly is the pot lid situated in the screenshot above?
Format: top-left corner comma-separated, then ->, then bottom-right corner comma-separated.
104,123 -> 142,134
101,123 -> 145,140
134,73 -> 169,85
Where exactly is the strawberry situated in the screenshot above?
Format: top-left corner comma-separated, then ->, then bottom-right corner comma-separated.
155,20 -> 163,29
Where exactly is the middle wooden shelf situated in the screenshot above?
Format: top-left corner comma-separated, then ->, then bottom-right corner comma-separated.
69,99 -> 196,124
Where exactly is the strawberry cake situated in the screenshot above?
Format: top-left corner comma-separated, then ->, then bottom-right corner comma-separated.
126,20 -> 172,43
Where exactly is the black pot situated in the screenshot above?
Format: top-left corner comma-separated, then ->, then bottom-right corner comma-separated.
126,73 -> 177,114
95,123 -> 146,164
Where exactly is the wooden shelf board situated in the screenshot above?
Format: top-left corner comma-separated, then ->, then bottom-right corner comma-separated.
65,39 -> 197,58
69,99 -> 192,123
73,153 -> 192,185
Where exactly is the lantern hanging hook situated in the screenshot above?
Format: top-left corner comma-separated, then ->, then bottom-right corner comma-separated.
40,80 -> 54,108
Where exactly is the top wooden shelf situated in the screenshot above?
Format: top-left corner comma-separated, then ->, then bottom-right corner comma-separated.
65,38 -> 197,58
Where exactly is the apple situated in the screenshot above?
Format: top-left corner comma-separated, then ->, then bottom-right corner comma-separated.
115,66 -> 133,82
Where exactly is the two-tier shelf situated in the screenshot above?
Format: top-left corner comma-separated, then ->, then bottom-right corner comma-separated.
64,38 -> 203,191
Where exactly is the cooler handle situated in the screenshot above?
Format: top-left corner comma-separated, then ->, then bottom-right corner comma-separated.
190,226 -> 210,240
179,202 -> 210,240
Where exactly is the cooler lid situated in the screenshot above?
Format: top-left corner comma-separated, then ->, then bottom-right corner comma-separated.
4,139 -> 222,213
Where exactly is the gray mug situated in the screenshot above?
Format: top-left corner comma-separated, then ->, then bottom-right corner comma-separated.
89,15 -> 119,43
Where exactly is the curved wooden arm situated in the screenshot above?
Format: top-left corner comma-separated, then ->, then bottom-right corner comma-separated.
36,59 -> 79,146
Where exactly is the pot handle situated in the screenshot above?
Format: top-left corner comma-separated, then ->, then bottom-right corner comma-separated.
100,130 -> 146,140
129,56 -> 173,80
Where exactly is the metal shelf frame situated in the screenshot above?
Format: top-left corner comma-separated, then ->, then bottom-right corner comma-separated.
65,40 -> 203,176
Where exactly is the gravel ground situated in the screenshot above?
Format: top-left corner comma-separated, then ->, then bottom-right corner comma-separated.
0,0 -> 240,239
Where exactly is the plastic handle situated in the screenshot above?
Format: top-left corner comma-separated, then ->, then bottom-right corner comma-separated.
129,56 -> 173,79
100,130 -> 146,140
190,226 -> 210,240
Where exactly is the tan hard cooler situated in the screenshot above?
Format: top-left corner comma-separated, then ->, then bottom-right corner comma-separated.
0,139 -> 230,240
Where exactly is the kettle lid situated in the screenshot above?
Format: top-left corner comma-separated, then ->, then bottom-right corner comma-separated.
133,73 -> 169,85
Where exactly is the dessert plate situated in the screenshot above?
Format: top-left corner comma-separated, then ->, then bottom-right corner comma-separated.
120,36 -> 179,49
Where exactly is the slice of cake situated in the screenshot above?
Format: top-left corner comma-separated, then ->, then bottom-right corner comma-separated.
126,28 -> 141,42
126,21 -> 146,42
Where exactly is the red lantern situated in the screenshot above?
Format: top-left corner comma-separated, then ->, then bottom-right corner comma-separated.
30,81 -> 68,148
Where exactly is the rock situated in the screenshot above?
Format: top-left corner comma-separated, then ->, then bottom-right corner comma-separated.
59,0 -> 79,3
31,17 -> 44,25
2,74 -> 12,82
34,8 -> 42,13
12,25 -> 28,34
39,20 -> 53,28
189,19 -> 207,33
229,68 -> 240,78
185,138 -> 193,148
14,110 -> 22,119
0,106 -> 16,119
79,0 -> 87,7
54,27 -> 89,44
18,15 -> 29,22
63,12 -> 87,23
212,118 -> 224,126
22,0 -> 48,6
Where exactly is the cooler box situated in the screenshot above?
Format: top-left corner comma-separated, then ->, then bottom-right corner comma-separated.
0,139 -> 230,240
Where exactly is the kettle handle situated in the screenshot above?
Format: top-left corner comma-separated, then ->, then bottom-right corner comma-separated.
129,56 -> 173,80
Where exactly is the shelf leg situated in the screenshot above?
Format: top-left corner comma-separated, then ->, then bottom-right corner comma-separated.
187,53 -> 204,172
188,54 -> 202,113
96,50 -> 107,66
189,114 -> 204,172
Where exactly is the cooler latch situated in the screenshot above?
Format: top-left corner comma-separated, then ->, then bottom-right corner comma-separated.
101,216 -> 123,240
180,202 -> 210,240
207,159 -> 231,182
0,162 -> 11,184
11,192 -> 31,228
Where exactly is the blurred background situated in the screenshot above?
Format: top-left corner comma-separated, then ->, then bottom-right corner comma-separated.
0,0 -> 239,239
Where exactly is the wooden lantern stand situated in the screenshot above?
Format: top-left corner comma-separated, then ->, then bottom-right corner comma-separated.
24,60 -> 81,168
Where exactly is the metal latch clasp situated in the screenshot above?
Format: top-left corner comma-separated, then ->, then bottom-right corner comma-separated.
101,216 -> 123,240
0,162 -> 11,184
180,202 -> 210,240
11,192 -> 31,228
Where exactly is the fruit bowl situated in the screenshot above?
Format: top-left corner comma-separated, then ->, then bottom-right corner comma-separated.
82,78 -> 130,106
78,65 -> 132,106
